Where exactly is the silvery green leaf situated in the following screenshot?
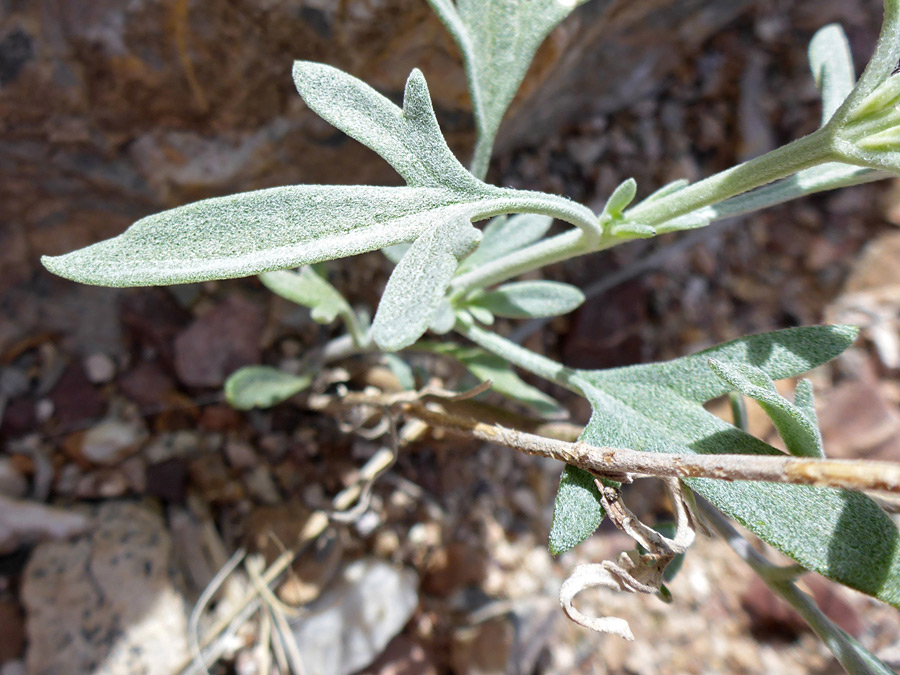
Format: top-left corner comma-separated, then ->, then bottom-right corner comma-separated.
467,304 -> 495,325
372,215 -> 481,351
655,206 -> 714,234
382,243 -> 411,264
427,0 -> 591,177
601,178 -> 637,218
549,464 -> 607,554
553,326 -> 900,612
708,359 -> 825,458
43,61 -> 596,287
383,354 -> 416,390
260,267 -> 351,325
831,0 -> 900,125
457,213 -> 553,273
225,366 -> 313,410
42,185 -> 493,286
808,24 -> 856,125
468,280 -> 584,319
293,62 -> 480,191
609,222 -> 656,238
418,341 -> 566,419
429,300 -> 457,334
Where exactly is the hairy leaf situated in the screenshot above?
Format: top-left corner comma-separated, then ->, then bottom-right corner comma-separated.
293,62 -> 480,192
427,0 -> 590,176
708,359 -> 824,458
457,213 -> 553,273
601,178 -> 637,219
260,267 -> 351,324
225,366 -> 313,410
372,215 -> 481,351
552,326 -> 900,610
467,280 -> 584,319
42,186 -> 490,286
43,63 -> 586,288
808,24 -> 856,125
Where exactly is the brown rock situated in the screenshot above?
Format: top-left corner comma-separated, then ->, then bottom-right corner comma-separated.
119,290 -> 192,369
0,597 -> 25,663
48,365 -> 105,429
145,458 -> 188,504
117,359 -> 177,408
422,541 -> 487,598
361,635 -> 438,675
740,576 -> 807,640
174,295 -> 264,388
818,381 -> 900,461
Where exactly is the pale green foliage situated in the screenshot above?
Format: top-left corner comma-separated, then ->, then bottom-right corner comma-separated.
465,280 -> 584,319
419,341 -> 565,418
225,366 -> 313,410
38,0 -> 900,656
41,65 -> 598,288
827,0 -> 900,173
293,62 -> 480,192
456,213 -> 553,274
260,267 -> 365,345
372,215 -> 481,350
426,0 -> 590,178
551,326 -> 900,611
707,360 -> 824,458
808,25 -> 856,125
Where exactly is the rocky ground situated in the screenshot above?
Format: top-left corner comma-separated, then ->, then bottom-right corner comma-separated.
2,0 -> 900,673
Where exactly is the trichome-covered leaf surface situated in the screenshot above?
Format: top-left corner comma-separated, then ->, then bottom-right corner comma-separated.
41,65 -> 519,287
467,280 -> 585,319
225,366 -> 313,410
426,0 -> 590,174
551,325 -> 900,609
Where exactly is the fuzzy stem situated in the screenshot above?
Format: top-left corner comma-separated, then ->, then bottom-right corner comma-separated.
626,130 -> 833,226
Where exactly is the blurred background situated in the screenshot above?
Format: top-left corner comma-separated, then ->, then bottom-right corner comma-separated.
2,0 -> 900,673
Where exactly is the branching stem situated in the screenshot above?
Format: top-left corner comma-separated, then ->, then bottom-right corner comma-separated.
331,391 -> 900,495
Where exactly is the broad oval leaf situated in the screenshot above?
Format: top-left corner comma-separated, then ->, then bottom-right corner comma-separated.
552,325 -> 900,611
372,216 -> 481,351
225,366 -> 313,410
468,280 -> 584,319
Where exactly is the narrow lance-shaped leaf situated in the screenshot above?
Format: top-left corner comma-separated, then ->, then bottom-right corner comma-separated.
707,359 -> 825,458
225,366 -> 313,410
552,326 -> 900,611
808,24 -> 856,125
372,215 -> 481,351
466,280 -> 584,319
417,341 -> 566,419
42,186 -> 485,287
427,0 -> 591,177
